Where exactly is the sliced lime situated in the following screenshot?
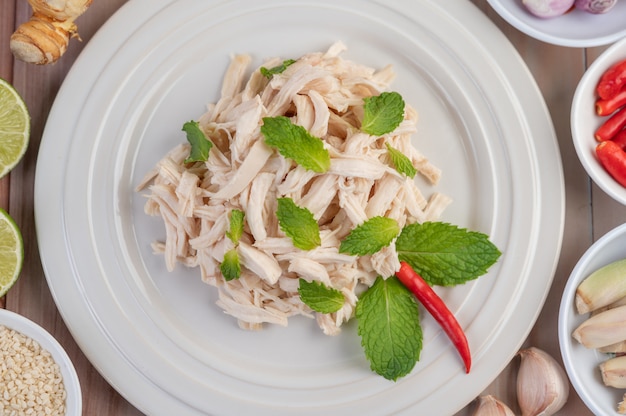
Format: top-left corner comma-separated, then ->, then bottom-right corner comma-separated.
0,77 -> 30,178
0,208 -> 24,297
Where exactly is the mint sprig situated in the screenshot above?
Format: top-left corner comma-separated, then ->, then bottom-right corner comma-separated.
395,222 -> 501,286
276,197 -> 321,250
298,279 -> 344,313
220,249 -> 241,281
361,92 -> 405,136
356,276 -> 422,381
261,116 -> 331,173
220,210 -> 245,281
183,121 -> 212,163
226,209 -> 245,244
260,59 -> 296,79
339,216 -> 400,256
386,143 -> 417,178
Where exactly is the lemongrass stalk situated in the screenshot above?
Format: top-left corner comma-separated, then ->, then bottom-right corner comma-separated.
576,258 -> 626,314
572,305 -> 626,349
598,340 -> 626,354
600,355 -> 626,388
592,295 -> 626,316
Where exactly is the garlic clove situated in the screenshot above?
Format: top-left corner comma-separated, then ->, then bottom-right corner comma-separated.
516,347 -> 569,416
472,395 -> 515,416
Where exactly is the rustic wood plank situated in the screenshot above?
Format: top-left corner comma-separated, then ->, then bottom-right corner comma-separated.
1,0 -> 617,414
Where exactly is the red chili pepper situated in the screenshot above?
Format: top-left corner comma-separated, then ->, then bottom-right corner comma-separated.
596,88 -> 626,116
596,140 -> 626,187
597,59 -> 626,101
612,128 -> 626,150
595,106 -> 626,141
395,261 -> 471,373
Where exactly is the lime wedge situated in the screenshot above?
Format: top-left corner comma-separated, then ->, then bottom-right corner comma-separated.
0,78 -> 30,178
0,208 -> 24,297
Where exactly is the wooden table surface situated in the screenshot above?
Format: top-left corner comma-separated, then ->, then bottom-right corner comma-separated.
1,1 -> 623,415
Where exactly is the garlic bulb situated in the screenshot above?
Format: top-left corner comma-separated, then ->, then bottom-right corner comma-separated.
517,347 -> 569,416
472,395 -> 515,416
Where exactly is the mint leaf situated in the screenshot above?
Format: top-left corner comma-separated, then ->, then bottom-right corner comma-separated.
261,116 -> 330,173
339,216 -> 400,256
386,143 -> 417,179
226,209 -> 245,244
260,59 -> 296,79
356,276 -> 422,381
276,197 -> 321,250
298,279 -> 344,313
183,120 -> 212,163
396,222 -> 501,286
220,248 -> 241,281
361,92 -> 405,136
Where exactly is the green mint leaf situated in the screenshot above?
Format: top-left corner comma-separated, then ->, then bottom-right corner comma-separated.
395,222 -> 501,286
276,197 -> 321,250
183,120 -> 212,163
298,279 -> 344,313
260,59 -> 296,79
261,116 -> 330,173
339,216 -> 400,256
356,276 -> 422,381
226,209 -> 245,244
385,143 -> 417,178
220,248 -> 241,281
361,92 -> 405,136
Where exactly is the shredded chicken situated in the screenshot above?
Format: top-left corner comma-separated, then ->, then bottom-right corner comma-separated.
137,42 -> 451,335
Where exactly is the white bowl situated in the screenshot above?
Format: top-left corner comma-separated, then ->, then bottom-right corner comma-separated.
486,0 -> 626,47
572,37 -> 626,205
559,223 -> 626,415
0,309 -> 81,415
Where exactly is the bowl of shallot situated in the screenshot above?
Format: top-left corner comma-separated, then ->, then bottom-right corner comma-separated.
485,0 -> 626,47
571,36 -> 626,205
559,223 -> 626,415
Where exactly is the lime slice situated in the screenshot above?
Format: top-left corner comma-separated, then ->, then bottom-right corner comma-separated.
0,78 -> 30,179
0,208 -> 24,297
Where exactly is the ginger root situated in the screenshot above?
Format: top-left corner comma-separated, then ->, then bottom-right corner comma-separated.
10,0 -> 93,65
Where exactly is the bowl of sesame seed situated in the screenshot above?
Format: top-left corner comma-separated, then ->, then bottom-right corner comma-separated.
0,309 -> 81,416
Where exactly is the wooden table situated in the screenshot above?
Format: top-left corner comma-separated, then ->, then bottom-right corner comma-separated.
1,1 -> 621,414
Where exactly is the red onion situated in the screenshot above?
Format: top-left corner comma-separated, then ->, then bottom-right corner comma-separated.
575,0 -> 618,13
522,0 -> 575,18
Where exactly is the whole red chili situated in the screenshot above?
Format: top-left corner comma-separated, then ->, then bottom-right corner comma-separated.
597,59 -> 626,101
596,88 -> 626,116
596,140 -> 626,187
595,106 -> 626,142
395,261 -> 471,373
612,129 -> 626,150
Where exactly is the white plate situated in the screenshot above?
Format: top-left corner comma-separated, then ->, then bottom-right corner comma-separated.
487,0 -> 626,47
34,0 -> 564,414
559,224 -> 626,415
0,309 -> 82,415
572,37 -> 626,205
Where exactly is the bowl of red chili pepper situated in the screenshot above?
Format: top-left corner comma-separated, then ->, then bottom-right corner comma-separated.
572,37 -> 626,205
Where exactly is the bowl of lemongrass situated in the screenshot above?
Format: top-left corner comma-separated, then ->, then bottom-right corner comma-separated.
559,223 -> 626,415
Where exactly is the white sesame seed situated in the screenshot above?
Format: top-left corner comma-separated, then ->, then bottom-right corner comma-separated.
0,325 -> 67,415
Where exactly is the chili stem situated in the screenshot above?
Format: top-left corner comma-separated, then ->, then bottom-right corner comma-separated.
395,261 -> 471,373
